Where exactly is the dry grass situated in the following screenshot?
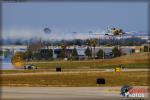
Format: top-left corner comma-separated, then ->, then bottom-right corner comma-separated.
1,71 -> 149,87
27,52 -> 150,69
1,53 -> 149,87
0,69 -> 55,74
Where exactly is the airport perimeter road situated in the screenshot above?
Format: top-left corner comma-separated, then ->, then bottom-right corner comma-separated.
1,86 -> 149,100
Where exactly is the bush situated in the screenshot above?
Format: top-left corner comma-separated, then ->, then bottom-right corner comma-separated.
85,47 -> 92,58
112,46 -> 121,57
144,46 -> 148,52
96,49 -> 104,59
71,48 -> 79,60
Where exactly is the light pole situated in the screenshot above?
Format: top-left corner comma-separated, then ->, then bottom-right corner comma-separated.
89,31 -> 93,58
73,32 -> 77,47
51,39 -> 55,59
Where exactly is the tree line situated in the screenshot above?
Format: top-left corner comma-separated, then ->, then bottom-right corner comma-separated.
11,38 -> 149,62
2,37 -> 147,46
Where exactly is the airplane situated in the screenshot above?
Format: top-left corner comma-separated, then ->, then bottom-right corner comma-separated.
104,26 -> 135,36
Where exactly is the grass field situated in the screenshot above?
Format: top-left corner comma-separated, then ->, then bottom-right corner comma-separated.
0,69 -> 55,74
1,69 -> 106,74
1,71 -> 149,87
1,53 -> 149,87
27,52 -> 150,69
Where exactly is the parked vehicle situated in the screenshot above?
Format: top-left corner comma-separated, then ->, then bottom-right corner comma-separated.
24,64 -> 37,70
119,64 -> 125,69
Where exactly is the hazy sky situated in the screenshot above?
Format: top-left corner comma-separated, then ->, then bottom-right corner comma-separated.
2,2 -> 148,40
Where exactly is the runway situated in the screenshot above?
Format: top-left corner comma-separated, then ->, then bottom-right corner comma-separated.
1,86 -> 149,100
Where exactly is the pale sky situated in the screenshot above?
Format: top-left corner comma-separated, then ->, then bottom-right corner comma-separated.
2,2 -> 148,40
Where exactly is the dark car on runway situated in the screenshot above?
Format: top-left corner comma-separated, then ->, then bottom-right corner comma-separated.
24,64 -> 37,70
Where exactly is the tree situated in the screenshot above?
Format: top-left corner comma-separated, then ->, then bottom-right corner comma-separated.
45,40 -> 51,49
112,46 -> 121,57
40,49 -> 53,60
28,38 -> 45,52
86,39 -> 92,47
86,39 -> 92,53
74,39 -> 82,46
85,47 -> 92,58
144,46 -> 149,52
0,51 -> 2,56
91,39 -> 97,59
131,49 -> 135,54
32,52 -> 41,60
24,49 -> 33,61
96,49 -> 104,59
60,44 -> 66,59
71,48 -> 79,60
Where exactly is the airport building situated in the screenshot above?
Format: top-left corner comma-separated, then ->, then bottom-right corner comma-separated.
0,45 -> 142,60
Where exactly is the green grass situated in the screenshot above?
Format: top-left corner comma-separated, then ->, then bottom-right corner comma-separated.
1,71 -> 149,87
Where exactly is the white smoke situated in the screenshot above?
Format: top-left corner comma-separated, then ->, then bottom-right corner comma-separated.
2,28 -> 106,40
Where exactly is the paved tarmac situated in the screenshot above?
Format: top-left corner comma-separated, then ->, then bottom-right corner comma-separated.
1,86 -> 149,100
